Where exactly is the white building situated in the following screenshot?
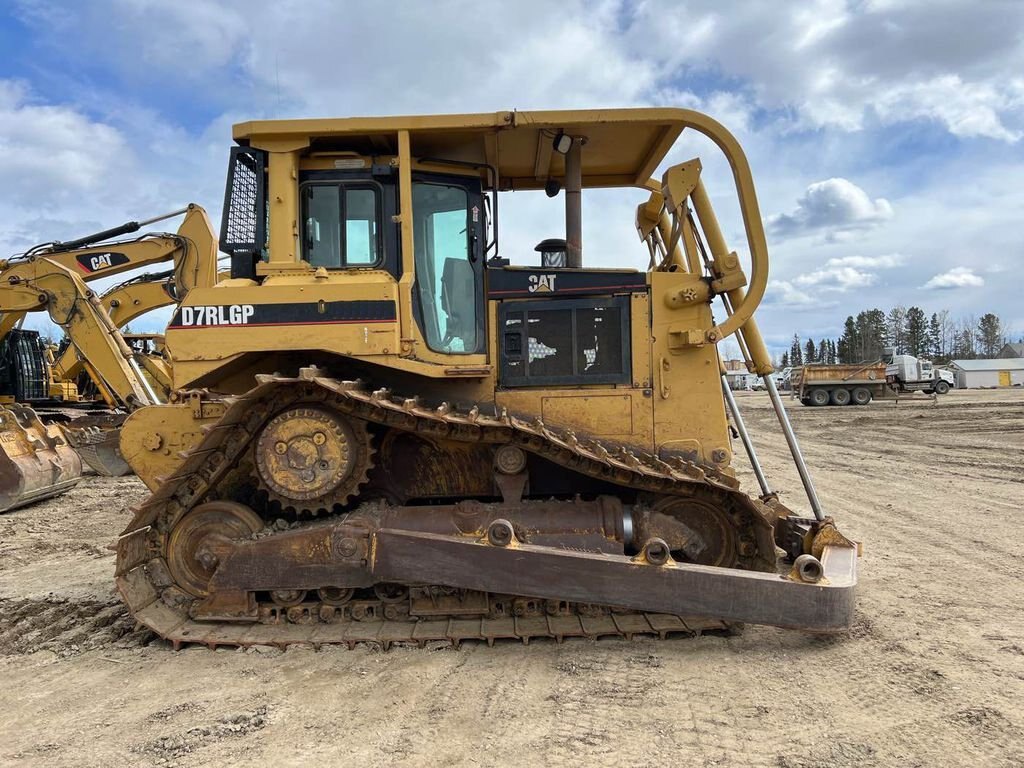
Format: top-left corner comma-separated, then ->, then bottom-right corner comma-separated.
947,358 -> 1024,388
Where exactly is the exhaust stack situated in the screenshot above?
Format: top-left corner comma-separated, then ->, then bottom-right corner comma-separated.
565,137 -> 582,268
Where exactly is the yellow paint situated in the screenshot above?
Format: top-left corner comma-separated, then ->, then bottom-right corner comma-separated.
542,395 -> 633,436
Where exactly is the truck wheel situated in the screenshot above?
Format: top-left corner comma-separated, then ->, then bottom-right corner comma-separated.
809,388 -> 830,407
830,388 -> 852,406
851,387 -> 872,406
934,380 -> 950,395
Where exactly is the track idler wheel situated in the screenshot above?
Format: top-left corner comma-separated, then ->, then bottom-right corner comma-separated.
166,501 -> 265,597
637,496 -> 740,568
253,406 -> 373,514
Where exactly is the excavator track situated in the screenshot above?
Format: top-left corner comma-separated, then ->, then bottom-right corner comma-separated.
116,369 -> 782,649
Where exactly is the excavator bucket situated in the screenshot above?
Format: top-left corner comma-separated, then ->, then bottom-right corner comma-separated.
0,404 -> 82,513
61,420 -> 131,477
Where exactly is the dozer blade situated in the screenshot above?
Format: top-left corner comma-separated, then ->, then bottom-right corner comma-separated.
373,530 -> 857,633
194,511 -> 857,634
62,425 -> 131,477
0,405 -> 82,513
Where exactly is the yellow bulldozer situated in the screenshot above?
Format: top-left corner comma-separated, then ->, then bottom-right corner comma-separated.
114,107 -> 857,647
0,205 -> 219,510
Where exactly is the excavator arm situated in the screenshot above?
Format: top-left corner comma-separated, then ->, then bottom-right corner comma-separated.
52,268 -> 229,384
53,278 -> 176,385
0,204 -> 217,343
0,262 -> 157,408
33,203 -> 217,288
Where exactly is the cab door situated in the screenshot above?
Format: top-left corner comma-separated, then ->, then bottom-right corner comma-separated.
410,174 -> 486,355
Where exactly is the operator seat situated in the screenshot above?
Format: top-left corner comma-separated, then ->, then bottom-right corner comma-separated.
440,257 -> 476,351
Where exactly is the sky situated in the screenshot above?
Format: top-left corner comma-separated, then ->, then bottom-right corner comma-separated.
1,0 -> 1022,356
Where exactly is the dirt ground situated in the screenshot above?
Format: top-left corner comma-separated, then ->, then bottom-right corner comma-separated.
0,388 -> 1021,767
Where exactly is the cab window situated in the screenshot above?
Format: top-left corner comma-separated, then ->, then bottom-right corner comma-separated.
302,184 -> 381,268
413,181 -> 480,353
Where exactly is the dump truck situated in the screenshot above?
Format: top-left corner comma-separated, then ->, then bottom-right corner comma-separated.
115,107 -> 857,648
0,205 -> 219,508
792,362 -> 889,406
794,355 -> 953,406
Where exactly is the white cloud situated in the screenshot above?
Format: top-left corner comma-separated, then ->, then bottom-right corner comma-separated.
795,266 -> 876,290
628,0 -> 1024,142
762,279 -> 836,311
768,178 -> 893,240
791,252 -> 903,291
0,79 -> 129,206
824,254 -> 904,269
873,75 -> 1022,142
20,0 -> 1024,144
921,267 -> 985,290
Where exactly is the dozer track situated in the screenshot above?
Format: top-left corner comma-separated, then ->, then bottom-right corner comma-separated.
116,369 -> 853,649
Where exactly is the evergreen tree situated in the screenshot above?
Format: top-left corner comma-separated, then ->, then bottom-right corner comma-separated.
780,351 -> 790,368
804,338 -> 816,364
838,316 -> 857,363
976,313 -> 1003,358
928,313 -> 942,358
817,338 -> 828,364
905,306 -> 927,357
856,309 -> 887,360
790,334 -> 803,366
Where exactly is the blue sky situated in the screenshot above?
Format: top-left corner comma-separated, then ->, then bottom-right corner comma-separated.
2,0 -> 1022,356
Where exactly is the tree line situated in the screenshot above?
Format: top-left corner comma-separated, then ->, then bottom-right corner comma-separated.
780,307 -> 1009,368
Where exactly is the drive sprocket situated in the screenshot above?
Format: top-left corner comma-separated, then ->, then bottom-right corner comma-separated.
252,406 -> 374,515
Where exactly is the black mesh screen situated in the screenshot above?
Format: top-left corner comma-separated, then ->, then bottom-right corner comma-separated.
220,146 -> 266,259
500,297 -> 631,387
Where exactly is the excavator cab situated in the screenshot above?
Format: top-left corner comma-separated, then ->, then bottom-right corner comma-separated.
115,109 -> 858,648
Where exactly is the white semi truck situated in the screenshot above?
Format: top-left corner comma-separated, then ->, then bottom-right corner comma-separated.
886,354 -> 954,395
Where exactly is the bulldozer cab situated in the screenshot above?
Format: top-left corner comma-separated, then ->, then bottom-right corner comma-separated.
211,110 -> 771,393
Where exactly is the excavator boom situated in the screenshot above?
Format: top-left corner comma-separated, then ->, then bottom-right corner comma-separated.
0,204 -> 219,506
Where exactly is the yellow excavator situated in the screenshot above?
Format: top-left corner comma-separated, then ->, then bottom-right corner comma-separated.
116,107 -> 857,647
0,205 -> 219,510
